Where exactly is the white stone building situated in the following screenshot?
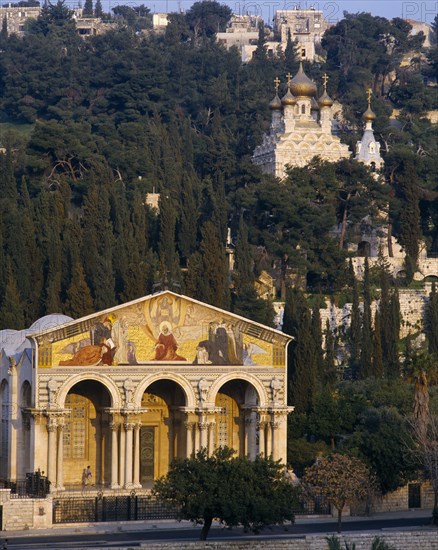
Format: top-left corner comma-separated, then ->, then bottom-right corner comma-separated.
253,67 -> 350,178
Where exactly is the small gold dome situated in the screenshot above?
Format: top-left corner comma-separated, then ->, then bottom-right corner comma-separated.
290,62 -> 317,98
318,90 -> 333,108
269,94 -> 282,110
281,88 -> 297,106
362,105 -> 376,122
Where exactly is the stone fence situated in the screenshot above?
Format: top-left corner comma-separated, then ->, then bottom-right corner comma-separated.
133,533 -> 438,549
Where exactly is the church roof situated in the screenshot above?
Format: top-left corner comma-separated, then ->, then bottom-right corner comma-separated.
28,291 -> 292,344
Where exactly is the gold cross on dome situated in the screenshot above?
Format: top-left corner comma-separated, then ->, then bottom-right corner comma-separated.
366,88 -> 372,105
322,73 -> 329,89
274,77 -> 280,92
286,72 -> 292,84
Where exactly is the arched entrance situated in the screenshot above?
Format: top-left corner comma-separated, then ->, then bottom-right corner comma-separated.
140,379 -> 187,484
63,380 -> 112,487
214,379 -> 259,458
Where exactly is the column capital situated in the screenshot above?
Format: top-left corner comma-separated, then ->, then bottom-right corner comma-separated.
198,421 -> 209,431
124,422 -> 135,432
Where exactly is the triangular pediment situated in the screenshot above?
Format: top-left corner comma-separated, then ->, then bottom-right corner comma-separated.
31,292 -> 291,369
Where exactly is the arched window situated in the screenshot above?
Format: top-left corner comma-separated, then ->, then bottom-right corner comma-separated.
301,104 -> 306,114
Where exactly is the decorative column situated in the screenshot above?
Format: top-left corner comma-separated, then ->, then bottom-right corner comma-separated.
110,421 -> 119,489
56,420 -> 65,490
185,421 -> 194,457
258,415 -> 267,457
245,411 -> 257,460
198,418 -> 208,450
46,416 -> 57,490
133,422 -> 141,488
208,421 -> 216,455
269,408 -> 291,463
270,417 -> 280,461
119,424 -> 126,489
124,421 -> 134,488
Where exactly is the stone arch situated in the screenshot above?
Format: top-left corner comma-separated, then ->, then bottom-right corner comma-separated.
56,372 -> 121,409
133,372 -> 195,408
20,380 -> 32,407
208,372 -> 269,407
357,240 -> 371,257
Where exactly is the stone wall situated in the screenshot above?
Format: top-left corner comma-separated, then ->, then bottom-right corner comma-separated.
0,489 -> 52,530
130,532 -> 438,549
320,286 -> 431,339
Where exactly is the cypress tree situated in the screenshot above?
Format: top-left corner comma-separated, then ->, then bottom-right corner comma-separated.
284,29 -> 297,72
386,289 -> 401,378
379,266 -> 392,374
396,161 -> 421,282
178,172 -> 199,263
65,262 -> 95,318
184,251 -> 204,299
359,258 -> 373,378
1,15 -> 7,40
82,0 -> 93,17
282,287 -> 308,339
0,257 -> 25,329
82,183 -> 116,310
372,309 -> 384,378
349,275 -> 361,377
426,282 -> 438,356
199,221 -> 230,310
290,307 -> 318,414
94,0 -> 103,17
311,302 -> 324,375
324,319 -> 337,387
232,214 -> 273,324
158,191 -> 179,289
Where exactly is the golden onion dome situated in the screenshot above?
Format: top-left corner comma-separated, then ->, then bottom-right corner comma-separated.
318,90 -> 333,108
269,94 -> 282,110
311,97 -> 320,111
281,87 -> 297,106
290,62 -> 317,98
363,88 -> 376,122
362,105 -> 376,122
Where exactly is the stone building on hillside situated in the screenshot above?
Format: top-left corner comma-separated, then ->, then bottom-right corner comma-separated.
0,5 -> 40,36
273,8 -> 328,61
253,68 -> 350,178
0,291 -> 292,490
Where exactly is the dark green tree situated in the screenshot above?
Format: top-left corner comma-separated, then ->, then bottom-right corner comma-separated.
65,262 -> 95,318
290,306 -> 318,413
199,221 -> 230,310
426,282 -> 438,356
82,0 -> 93,17
94,0 -> 103,17
185,0 -> 232,41
372,310 -> 384,378
359,258 -> 373,378
0,257 -> 25,329
153,447 -> 297,540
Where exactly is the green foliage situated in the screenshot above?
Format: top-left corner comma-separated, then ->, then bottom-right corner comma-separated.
371,536 -> 396,550
153,447 -> 297,540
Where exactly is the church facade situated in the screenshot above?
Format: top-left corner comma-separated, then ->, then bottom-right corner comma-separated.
0,291 -> 292,491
